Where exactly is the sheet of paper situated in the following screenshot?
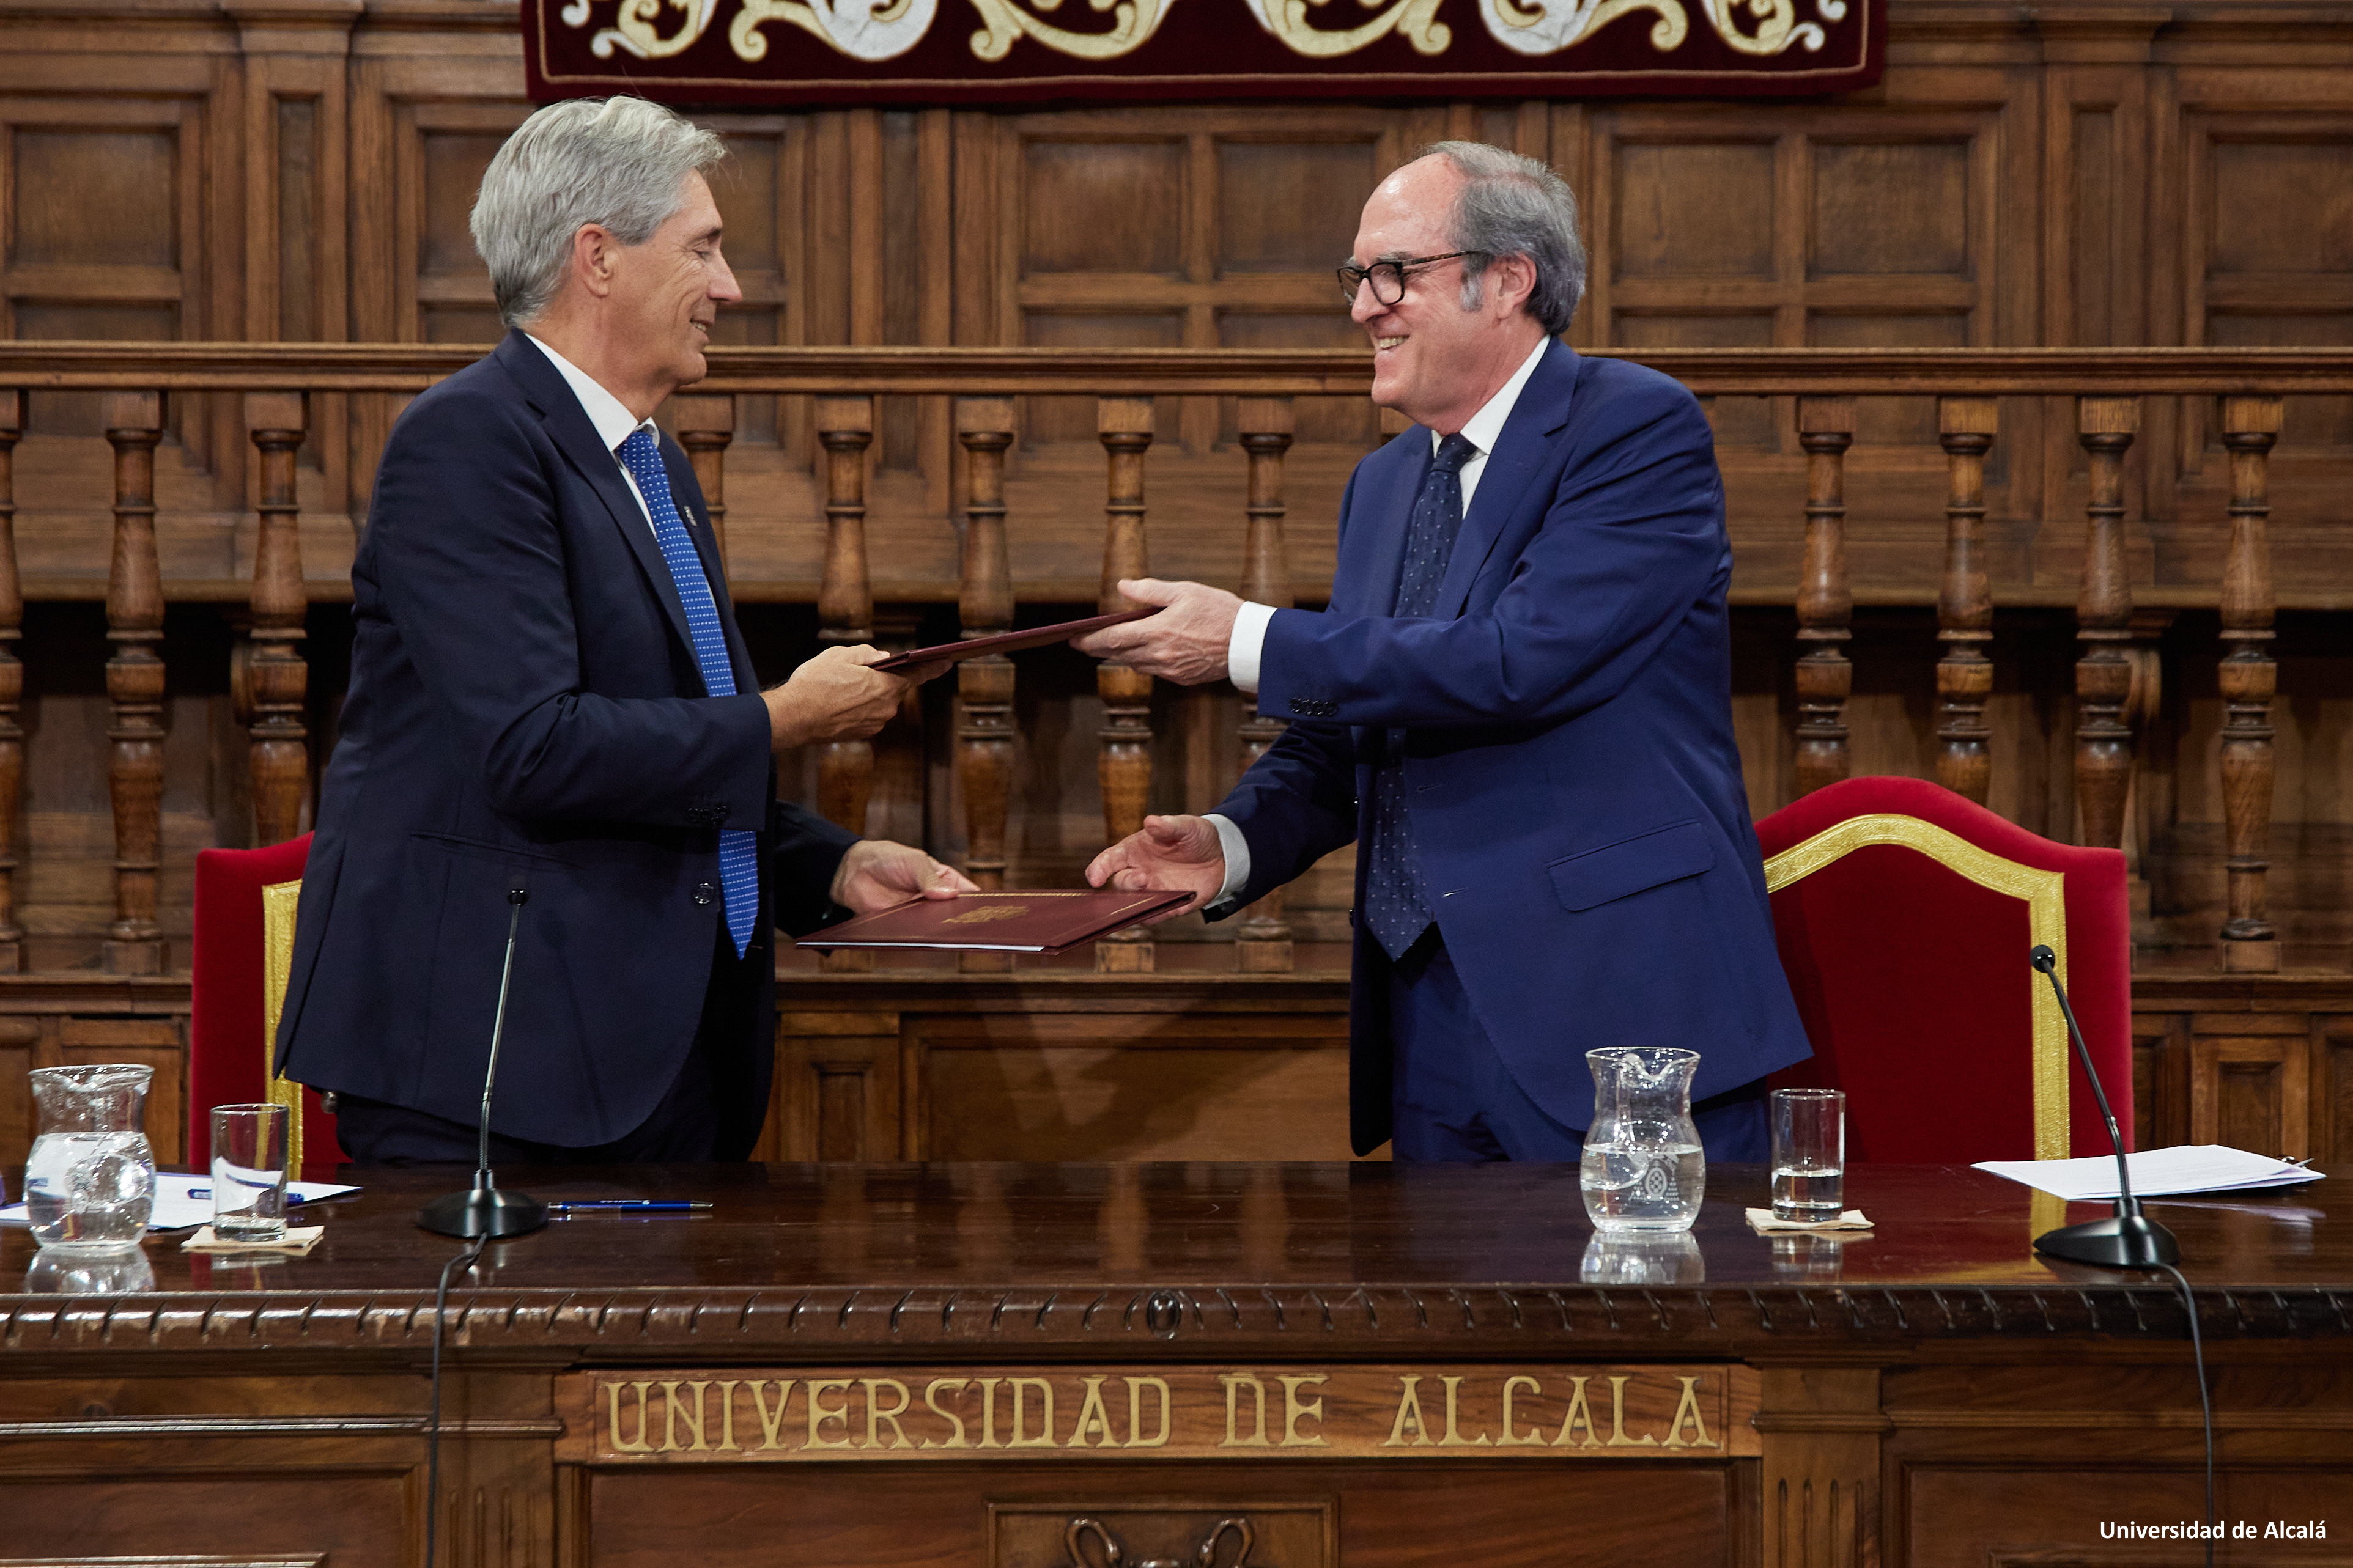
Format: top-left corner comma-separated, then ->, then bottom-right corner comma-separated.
1,1171 -> 360,1232
1972,1144 -> 2322,1201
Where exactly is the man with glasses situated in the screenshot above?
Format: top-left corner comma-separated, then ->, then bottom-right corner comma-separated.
1076,142 -> 1809,1163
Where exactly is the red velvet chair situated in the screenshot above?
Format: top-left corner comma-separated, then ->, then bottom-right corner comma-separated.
1754,776 -> 2132,1163
190,834 -> 343,1172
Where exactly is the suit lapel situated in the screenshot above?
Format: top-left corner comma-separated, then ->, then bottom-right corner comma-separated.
496,332 -> 703,666
1337,434 -> 1431,617
1434,340 -> 1579,619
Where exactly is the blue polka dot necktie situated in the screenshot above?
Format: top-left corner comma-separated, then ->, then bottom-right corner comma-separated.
1362,432 -> 1478,962
616,427 -> 758,960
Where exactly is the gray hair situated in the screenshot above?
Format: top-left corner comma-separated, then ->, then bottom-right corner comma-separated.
1417,142 -> 1587,336
470,97 -> 727,329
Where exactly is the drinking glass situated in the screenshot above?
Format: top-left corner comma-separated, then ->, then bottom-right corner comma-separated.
1770,1088 -> 1845,1222
211,1103 -> 290,1242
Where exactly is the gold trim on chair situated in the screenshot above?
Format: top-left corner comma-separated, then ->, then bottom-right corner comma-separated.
262,878 -> 305,1172
1762,813 -> 2071,1161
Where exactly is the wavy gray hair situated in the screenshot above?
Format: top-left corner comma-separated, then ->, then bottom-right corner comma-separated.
1417,142 -> 1587,336
470,97 -> 728,330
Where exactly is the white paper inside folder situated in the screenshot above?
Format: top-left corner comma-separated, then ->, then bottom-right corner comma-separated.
1973,1143 -> 2322,1202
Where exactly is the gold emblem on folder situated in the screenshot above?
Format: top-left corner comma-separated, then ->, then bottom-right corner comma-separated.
945,903 -> 1028,926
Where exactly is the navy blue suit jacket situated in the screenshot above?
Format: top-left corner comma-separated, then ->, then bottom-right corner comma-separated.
1213,342 -> 1811,1154
274,331 -> 856,1146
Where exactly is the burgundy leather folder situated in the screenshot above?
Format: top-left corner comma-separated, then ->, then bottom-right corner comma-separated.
867,609 -> 1153,671
807,888 -> 1191,954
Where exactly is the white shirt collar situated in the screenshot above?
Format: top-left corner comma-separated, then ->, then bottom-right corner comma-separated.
525,333 -> 652,454
1438,336 -> 1552,460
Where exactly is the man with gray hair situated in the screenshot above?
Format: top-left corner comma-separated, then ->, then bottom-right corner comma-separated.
275,97 -> 967,1164
1078,143 -> 1810,1161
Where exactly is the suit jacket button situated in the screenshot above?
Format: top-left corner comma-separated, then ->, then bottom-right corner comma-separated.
694,883 -> 717,907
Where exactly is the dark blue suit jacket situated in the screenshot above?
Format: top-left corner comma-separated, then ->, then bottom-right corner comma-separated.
274,332 -> 855,1146
1213,342 -> 1811,1154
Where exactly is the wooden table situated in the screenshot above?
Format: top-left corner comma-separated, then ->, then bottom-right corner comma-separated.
2,1163 -> 2345,1567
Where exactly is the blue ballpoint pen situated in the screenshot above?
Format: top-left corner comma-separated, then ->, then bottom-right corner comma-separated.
186,1188 -> 306,1204
545,1200 -> 711,1214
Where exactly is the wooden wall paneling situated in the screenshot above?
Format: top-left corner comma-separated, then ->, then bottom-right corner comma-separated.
0,87 -> 212,531
2190,1012 -> 2310,1160
1755,1367 -> 1883,1568
2322,1013 -> 2352,1165
348,48 -> 525,513
2129,1009 -> 2192,1151
770,1009 -> 903,1161
903,1010 -> 1358,1161
240,26 -> 355,522
59,1015 -> 185,1167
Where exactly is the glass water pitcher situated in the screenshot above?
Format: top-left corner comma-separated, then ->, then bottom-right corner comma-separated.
24,1063 -> 157,1253
1579,1046 -> 1705,1234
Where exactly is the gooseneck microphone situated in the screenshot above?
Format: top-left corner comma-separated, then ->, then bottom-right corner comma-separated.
2028,943 -> 2178,1267
418,882 -> 549,1239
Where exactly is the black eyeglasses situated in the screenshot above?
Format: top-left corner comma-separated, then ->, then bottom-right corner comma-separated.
1337,251 -> 1480,307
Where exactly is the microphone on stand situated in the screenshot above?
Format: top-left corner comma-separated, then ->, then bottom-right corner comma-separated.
2028,943 -> 2177,1267
418,879 -> 548,1239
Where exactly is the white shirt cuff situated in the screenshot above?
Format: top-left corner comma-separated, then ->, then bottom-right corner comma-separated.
1205,813 -> 1252,907
1227,602 -> 1276,696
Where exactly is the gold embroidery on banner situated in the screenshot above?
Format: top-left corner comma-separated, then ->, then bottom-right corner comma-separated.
1246,0 -> 1450,60
968,0 -> 1179,62
1762,813 -> 2070,1160
944,903 -> 1029,926
1696,0 -> 1836,55
731,0 -> 940,62
1479,0 -> 1682,57
581,0 -> 726,57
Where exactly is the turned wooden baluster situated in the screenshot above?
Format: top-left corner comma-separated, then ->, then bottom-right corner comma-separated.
2218,396 -> 2285,973
1793,397 -> 1854,797
2074,396 -> 2140,850
245,393 -> 311,845
1935,397 -> 1998,804
955,399 -> 1017,976
1095,397 -> 1155,974
104,392 -> 168,974
0,392 -> 22,972
673,393 -> 733,559
1234,397 -> 1295,974
814,397 -> 876,834
813,397 -> 877,975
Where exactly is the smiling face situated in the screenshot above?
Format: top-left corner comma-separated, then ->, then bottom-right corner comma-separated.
607,170 -> 740,407
1349,156 -> 1545,435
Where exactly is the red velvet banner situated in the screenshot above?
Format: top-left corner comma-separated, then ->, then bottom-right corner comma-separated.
525,0 -> 1883,107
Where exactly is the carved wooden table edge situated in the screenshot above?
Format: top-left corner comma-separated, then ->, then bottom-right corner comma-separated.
3,1279 -> 2344,1362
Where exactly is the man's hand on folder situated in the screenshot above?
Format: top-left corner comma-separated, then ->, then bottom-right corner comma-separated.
1085,814 -> 1225,921
1073,578 -> 1243,686
831,839 -> 980,914
763,646 -> 950,751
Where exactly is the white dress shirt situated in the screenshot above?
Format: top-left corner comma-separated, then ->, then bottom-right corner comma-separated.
526,334 -> 671,540
1205,336 -> 1553,905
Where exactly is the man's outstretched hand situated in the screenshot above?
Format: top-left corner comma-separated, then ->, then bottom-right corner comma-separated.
1084,813 -> 1226,922
830,839 -> 978,915
1071,578 -> 1242,686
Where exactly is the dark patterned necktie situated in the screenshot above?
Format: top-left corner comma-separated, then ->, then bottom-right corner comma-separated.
616,427 -> 758,960
1362,433 -> 1478,962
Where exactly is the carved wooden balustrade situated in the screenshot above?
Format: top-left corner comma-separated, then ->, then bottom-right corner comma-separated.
0,344 -> 2346,982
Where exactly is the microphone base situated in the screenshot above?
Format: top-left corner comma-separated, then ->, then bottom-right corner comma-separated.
418,1185 -> 547,1240
2034,1208 -> 2181,1268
